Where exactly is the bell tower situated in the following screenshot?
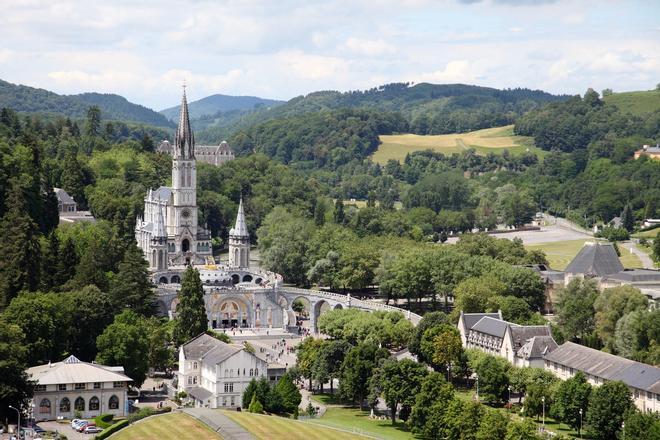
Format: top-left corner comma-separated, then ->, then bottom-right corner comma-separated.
169,87 -> 198,263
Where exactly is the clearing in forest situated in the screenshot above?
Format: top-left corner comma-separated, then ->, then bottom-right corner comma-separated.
373,125 -> 544,164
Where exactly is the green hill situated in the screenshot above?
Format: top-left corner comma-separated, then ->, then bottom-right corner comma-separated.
0,79 -> 173,127
160,93 -> 283,121
197,82 -> 569,143
604,89 -> 660,116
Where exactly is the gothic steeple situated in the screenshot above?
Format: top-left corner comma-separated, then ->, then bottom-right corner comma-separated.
231,197 -> 249,237
174,87 -> 195,159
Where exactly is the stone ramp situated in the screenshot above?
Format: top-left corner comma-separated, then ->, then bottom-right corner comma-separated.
183,407 -> 255,440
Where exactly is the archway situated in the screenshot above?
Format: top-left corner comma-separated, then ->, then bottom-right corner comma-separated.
255,277 -> 263,285
171,275 -> 181,283
231,274 -> 240,285
182,239 -> 190,252
334,303 -> 344,310
157,301 -> 169,316
242,274 -> 253,283
159,276 -> 168,284
211,299 -> 249,328
292,296 -> 311,330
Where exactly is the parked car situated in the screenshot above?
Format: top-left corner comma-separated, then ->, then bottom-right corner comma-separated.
32,425 -> 46,433
84,426 -> 102,434
70,419 -> 81,428
76,421 -> 92,432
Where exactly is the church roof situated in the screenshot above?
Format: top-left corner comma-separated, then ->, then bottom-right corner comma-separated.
151,186 -> 172,201
230,198 -> 249,237
174,89 -> 195,159
27,355 -> 132,385
153,204 -> 166,237
564,242 -> 624,277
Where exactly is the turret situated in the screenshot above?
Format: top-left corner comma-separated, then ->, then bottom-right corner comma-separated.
228,198 -> 250,269
150,203 -> 168,271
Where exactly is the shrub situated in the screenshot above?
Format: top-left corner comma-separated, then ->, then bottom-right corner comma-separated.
95,419 -> 129,440
248,394 -> 263,414
94,413 -> 115,428
127,406 -> 155,424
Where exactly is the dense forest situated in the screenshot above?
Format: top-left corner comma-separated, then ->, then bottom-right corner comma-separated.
0,79 -> 173,127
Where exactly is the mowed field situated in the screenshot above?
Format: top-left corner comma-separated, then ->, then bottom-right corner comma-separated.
308,407 -> 413,440
604,89 -> 660,116
112,413 -> 221,440
373,125 -> 545,164
223,411 -> 368,440
526,239 -> 642,270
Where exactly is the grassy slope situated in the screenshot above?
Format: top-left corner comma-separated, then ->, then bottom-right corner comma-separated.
525,239 -> 642,270
373,125 -> 546,164
112,413 -> 221,440
223,411 -> 367,440
604,89 -> 660,116
308,407 -> 414,440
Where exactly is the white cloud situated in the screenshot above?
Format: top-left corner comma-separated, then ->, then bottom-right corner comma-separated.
509,27 -> 524,33
416,60 -> 476,83
343,37 -> 396,56
0,49 -> 12,63
277,50 -> 349,80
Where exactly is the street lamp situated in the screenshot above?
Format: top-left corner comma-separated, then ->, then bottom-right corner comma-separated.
446,364 -> 451,383
622,421 -> 625,440
508,385 -> 511,405
475,376 -> 479,401
541,396 -> 546,429
578,408 -> 583,438
8,405 -> 20,440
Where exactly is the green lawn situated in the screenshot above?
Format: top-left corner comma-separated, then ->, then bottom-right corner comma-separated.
223,410 -> 367,440
633,228 -> 660,238
604,89 -> 660,116
525,239 -> 642,270
112,413 -> 221,440
373,125 -> 547,165
309,407 -> 415,440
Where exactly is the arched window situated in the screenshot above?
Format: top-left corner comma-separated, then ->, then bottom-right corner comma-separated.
230,369 -> 233,377
188,377 -> 192,385
39,398 -> 51,414
182,239 -> 190,253
193,362 -> 198,370
249,368 -> 253,376
60,397 -> 71,413
225,369 -> 229,377
193,377 -> 197,384
186,164 -> 192,187
180,166 -> 185,187
109,395 -> 119,410
89,396 -> 100,411
255,368 -> 258,376
74,397 -> 85,411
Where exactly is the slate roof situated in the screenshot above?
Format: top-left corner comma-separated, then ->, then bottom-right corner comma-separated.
27,355 -> 132,385
472,316 -> 515,338
54,187 -> 75,204
181,333 -> 241,365
564,242 -> 624,276
461,312 -> 502,334
186,386 -> 213,401
151,186 -> 172,201
602,269 -> 660,284
229,198 -> 249,237
544,342 -> 660,393
517,336 -> 558,360
509,325 -> 553,349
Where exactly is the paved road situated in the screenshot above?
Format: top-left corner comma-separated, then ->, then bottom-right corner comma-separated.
620,241 -> 655,269
183,408 -> 255,440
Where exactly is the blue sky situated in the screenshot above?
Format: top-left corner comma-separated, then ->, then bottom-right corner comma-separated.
1,0 -> 658,110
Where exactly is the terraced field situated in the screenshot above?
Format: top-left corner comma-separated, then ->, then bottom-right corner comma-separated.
373,125 -> 545,164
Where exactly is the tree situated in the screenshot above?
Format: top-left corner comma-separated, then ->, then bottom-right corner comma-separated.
338,342 -> 389,407
440,399 -> 484,440
296,337 -> 324,391
620,203 -> 634,232
475,355 -> 509,404
431,325 -> 464,375
40,232 -> 60,291
60,145 -> 88,209
370,358 -> 428,423
553,371 -> 592,435
586,381 -> 634,440
593,285 -> 647,350
0,319 -> 34,424
274,372 -> 302,413
0,180 -> 41,307
476,410 -> 509,440
57,236 -> 79,286
505,418 -> 541,440
555,278 -> 599,342
524,383 -> 549,420
333,197 -> 345,224
85,105 -> 102,137
72,245 -> 110,291
173,267 -> 208,344
109,244 -> 156,315
454,275 -> 506,314
248,394 -> 263,413
409,372 -> 455,439
409,311 -> 448,363
653,231 -> 660,263
243,379 -> 258,409
96,310 -> 150,388
147,318 -> 174,372
622,410 -> 660,440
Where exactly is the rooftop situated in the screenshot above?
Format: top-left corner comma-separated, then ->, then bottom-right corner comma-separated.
564,242 -> 624,277
27,355 -> 132,385
181,333 -> 242,365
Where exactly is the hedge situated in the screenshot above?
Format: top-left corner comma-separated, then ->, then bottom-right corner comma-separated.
94,413 -> 114,428
95,419 -> 129,439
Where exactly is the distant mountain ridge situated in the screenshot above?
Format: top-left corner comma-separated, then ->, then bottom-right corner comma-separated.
159,93 -> 284,121
0,79 -> 173,127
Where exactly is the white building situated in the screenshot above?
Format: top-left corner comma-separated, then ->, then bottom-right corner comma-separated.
544,342 -> 660,413
158,140 -> 235,167
178,333 -> 267,408
458,311 -> 557,368
26,355 -> 132,421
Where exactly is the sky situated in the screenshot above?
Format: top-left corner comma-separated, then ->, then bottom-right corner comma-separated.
1,0 -> 659,110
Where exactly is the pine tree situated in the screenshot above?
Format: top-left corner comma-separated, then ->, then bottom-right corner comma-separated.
72,246 -> 109,292
0,180 -> 41,307
333,197 -> 345,224
57,236 -> 79,286
85,106 -> 101,138
621,203 -> 634,232
40,232 -> 60,291
109,244 -> 155,315
248,394 -> 263,413
41,185 -> 60,234
274,373 -> 302,413
60,143 -> 87,209
173,267 -> 208,344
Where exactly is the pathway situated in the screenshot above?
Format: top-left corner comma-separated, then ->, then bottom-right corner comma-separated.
620,241 -> 656,269
183,408 -> 255,440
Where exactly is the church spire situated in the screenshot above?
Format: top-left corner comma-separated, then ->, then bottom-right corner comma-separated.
231,197 -> 249,237
174,86 -> 194,159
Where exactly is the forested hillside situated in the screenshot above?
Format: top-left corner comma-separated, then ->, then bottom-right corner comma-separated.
160,93 -> 283,121
0,79 -> 173,127
197,82 -> 568,143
